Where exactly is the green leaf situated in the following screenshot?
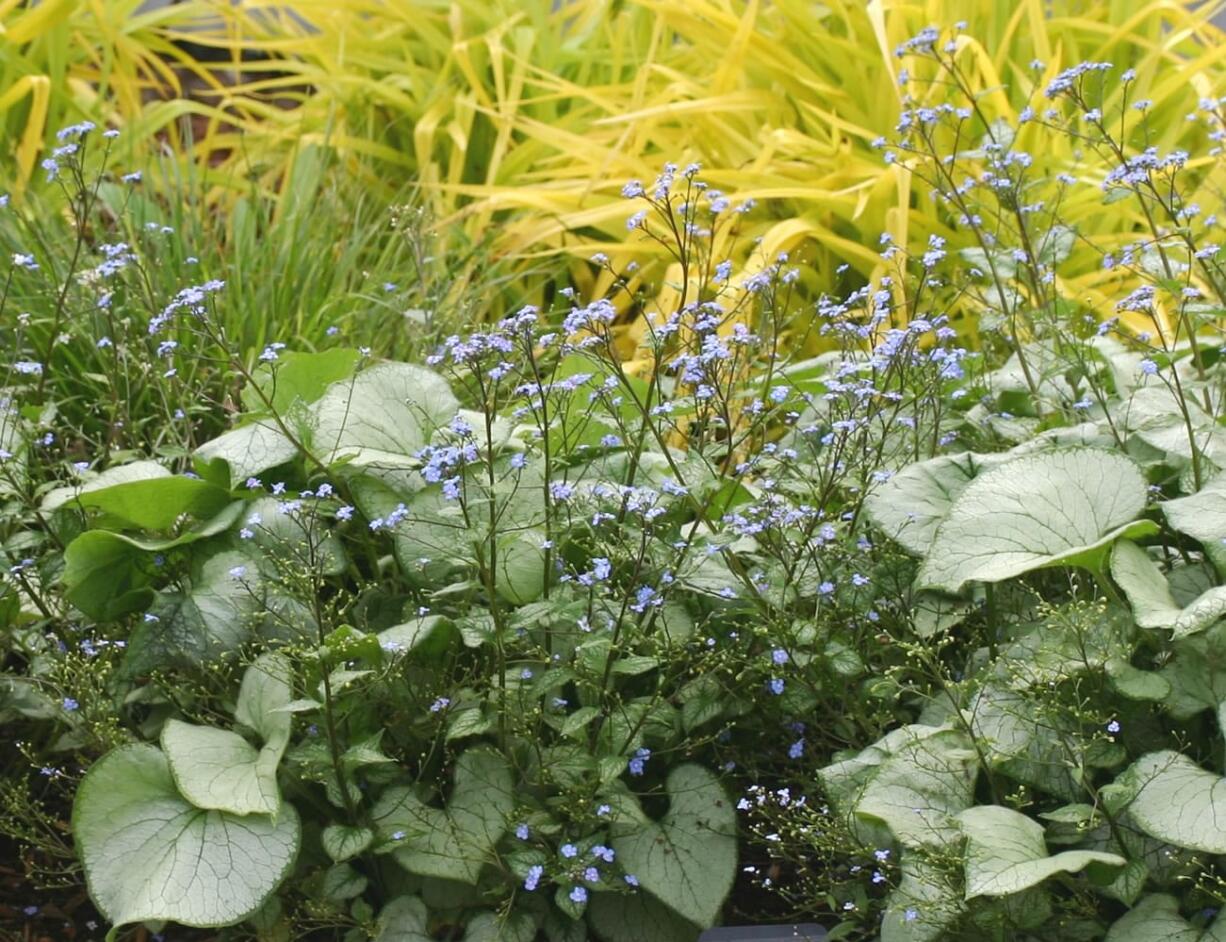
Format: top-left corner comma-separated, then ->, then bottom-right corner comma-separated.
124,550 -> 264,674
274,698 -> 322,714
195,420 -> 300,489
160,653 -> 292,816
587,889 -> 698,942
243,348 -> 361,415
966,686 -> 1079,800
310,361 -> 458,476
865,452 -> 1002,555
820,725 -> 978,849
1103,861 -> 1150,907
372,747 -> 513,884
1114,751 -> 1226,853
72,744 -> 299,930
1163,474 -> 1226,576
62,530 -> 154,620
611,655 -> 659,676
464,912 -> 537,942
1163,473 -> 1226,544
960,246 -> 1018,280
66,473 -> 233,531
917,449 -> 1153,593
342,733 -> 396,770
611,763 -> 735,929
881,853 -> 965,942
1162,624 -> 1226,719
235,652 -> 294,745
0,408 -> 27,497
1036,224 -> 1076,266
911,591 -> 972,639
560,706 -> 601,739
496,533 -> 547,605
245,496 -> 347,576
597,755 -> 627,786
352,476 -> 469,587
378,615 -> 457,658
1106,657 -> 1172,701
374,896 -> 432,942
956,805 -> 1125,899
88,503 -> 246,555
1105,893 -> 1226,942
60,499 -> 248,621
321,862 -> 367,901
160,720 -> 282,816
446,706 -> 494,742
321,824 -> 373,863
1119,384 -> 1226,468
352,457 -> 546,597
42,460 -> 171,515
679,675 -> 726,734
993,607 -> 1132,690
1112,540 -> 1226,637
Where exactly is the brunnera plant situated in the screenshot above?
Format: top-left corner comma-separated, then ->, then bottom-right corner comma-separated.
735,25 -> 1226,942
5,147 -> 938,940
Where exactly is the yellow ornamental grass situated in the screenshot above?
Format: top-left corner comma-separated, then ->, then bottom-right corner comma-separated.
2,0 -> 1224,338
0,0 -> 241,193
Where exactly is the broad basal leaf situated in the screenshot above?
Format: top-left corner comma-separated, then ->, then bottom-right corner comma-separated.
72,744 -> 299,929
966,686 -> 1078,800
235,651 -> 294,745
1163,474 -> 1226,575
322,824 -> 374,863
0,407 -> 27,497
62,529 -> 155,620
881,853 -> 965,942
1163,474 -> 1226,546
956,805 -> 1124,898
917,449 -> 1153,593
1112,540 -> 1226,638
610,763 -> 736,929
61,499 -> 248,621
54,471 -> 233,531
374,895 -> 432,942
1105,893 -> 1226,942
195,419 -> 300,489
911,590 -> 972,639
865,452 -> 1003,555
496,532 -> 547,604
372,748 -> 513,884
1113,751 -> 1226,853
1106,657 -> 1172,702
161,720 -> 283,816
819,725 -> 978,849
242,348 -> 361,415
350,475 -> 469,588
245,496 -> 347,576
322,862 -> 367,900
124,550 -> 263,674
310,361 -> 458,476
42,460 -> 171,514
378,615 -> 457,658
987,602 -> 1131,692
1118,383 -> 1226,468
1161,624 -> 1226,719
464,911 -> 537,942
587,889 -> 699,942
160,652 -> 293,816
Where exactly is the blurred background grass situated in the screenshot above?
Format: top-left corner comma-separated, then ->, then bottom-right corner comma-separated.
2,0 -> 1225,353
